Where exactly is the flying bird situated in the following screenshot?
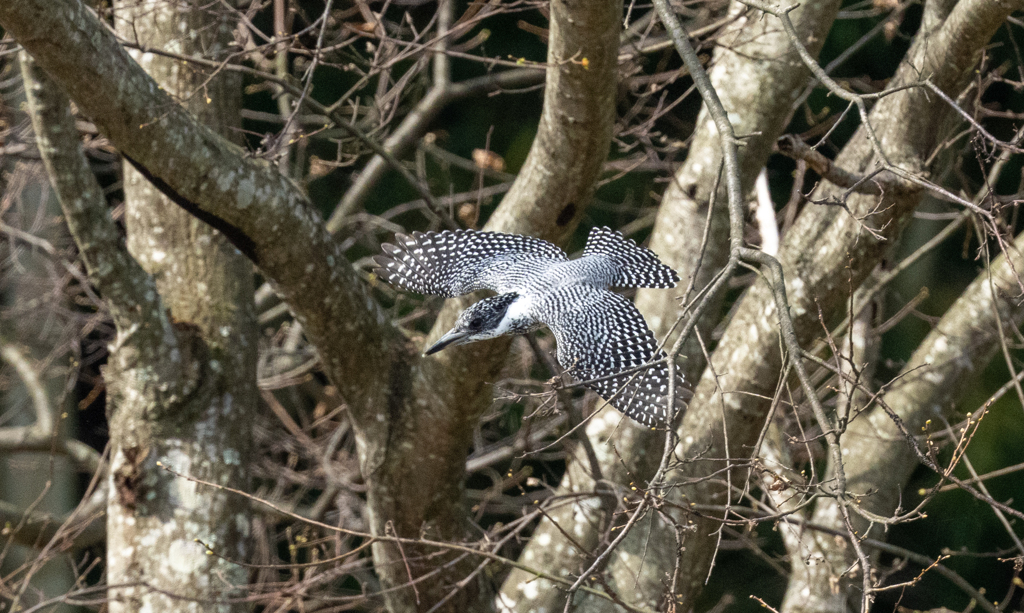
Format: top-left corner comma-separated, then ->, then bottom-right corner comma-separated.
373,227 -> 687,426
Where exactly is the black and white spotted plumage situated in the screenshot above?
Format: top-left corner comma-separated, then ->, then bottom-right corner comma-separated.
376,230 -> 567,297
581,226 -> 679,288
373,227 -> 686,426
541,286 -> 686,425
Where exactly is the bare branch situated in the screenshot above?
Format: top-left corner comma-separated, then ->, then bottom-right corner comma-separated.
0,0 -> 397,417
504,0 -> 844,608
781,226 -> 1024,611
19,53 -> 170,344
0,341 -> 52,440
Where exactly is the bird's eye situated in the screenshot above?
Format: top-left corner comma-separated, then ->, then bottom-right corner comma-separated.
469,316 -> 484,329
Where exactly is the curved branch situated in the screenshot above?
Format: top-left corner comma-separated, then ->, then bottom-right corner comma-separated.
0,484 -> 107,551
0,342 -> 52,440
0,336 -> 97,472
0,0 -> 398,417
327,57 -> 543,228
356,0 -> 625,610
19,51 -> 170,348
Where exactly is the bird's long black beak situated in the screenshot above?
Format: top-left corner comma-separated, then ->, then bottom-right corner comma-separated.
424,328 -> 471,355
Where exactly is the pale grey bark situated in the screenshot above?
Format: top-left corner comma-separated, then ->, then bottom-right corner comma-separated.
599,3 -> 843,606
98,2 -> 257,611
20,2 -> 256,609
778,227 -> 1024,613
777,202 -> 1023,611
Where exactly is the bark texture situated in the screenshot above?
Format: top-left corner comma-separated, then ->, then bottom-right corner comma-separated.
102,2 -> 257,611
369,1 -> 622,608
20,1 -> 257,609
782,230 -> 1024,613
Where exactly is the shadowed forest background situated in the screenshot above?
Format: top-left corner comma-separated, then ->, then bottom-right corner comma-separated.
1,0 -> 1024,611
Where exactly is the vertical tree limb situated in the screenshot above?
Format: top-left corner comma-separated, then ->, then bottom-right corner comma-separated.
370,1 -> 624,609
652,0 -> 1023,606
98,1 -> 258,610
780,229 -> 1024,612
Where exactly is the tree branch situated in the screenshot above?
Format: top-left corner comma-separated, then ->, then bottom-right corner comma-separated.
0,0 -> 397,418
502,0 -> 845,607
606,0 -> 1022,608
18,52 -> 170,347
781,226 -> 1024,612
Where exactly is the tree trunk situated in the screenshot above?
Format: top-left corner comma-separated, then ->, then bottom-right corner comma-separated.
106,1 -> 256,610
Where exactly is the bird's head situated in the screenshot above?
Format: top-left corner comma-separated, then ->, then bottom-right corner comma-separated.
425,293 -> 521,355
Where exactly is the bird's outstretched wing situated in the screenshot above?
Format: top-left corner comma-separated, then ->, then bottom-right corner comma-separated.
373,229 -> 567,297
539,286 -> 688,427
581,227 -> 680,288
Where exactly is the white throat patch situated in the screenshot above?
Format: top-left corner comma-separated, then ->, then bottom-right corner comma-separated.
493,294 -> 533,335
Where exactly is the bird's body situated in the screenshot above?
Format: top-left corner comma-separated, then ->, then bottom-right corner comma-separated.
373,227 -> 688,427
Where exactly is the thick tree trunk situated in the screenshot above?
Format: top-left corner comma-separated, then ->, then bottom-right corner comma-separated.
100,1 -> 256,610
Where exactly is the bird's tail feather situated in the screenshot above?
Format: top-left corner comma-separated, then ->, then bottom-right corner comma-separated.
582,227 -> 679,288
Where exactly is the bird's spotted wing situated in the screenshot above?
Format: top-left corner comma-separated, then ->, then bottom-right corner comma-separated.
373,229 -> 567,297
540,287 -> 688,427
581,226 -> 679,288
